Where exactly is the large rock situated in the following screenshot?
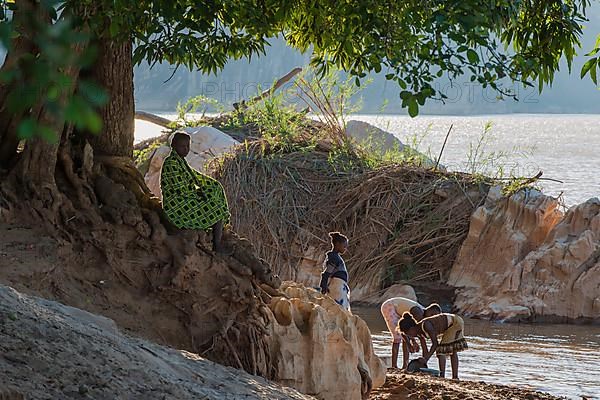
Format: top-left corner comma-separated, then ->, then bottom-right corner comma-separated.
345,120 -> 405,152
269,282 -> 386,400
449,187 -> 600,322
0,284 -> 312,400
345,120 -> 438,167
144,126 -> 239,199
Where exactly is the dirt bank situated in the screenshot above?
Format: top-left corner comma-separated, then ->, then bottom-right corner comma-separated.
370,372 -> 564,400
0,284 -> 312,400
0,219 -> 383,399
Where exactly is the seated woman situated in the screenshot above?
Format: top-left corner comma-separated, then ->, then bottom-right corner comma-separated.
160,131 -> 230,252
319,232 -> 351,311
397,312 -> 468,380
381,298 -> 441,369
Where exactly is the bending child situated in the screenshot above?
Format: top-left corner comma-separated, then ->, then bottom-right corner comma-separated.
381,298 -> 441,369
398,312 -> 468,379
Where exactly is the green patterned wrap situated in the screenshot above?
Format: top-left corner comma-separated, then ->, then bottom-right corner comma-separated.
160,151 -> 230,230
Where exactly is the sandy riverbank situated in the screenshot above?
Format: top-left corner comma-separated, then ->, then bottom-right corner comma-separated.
370,371 -> 565,400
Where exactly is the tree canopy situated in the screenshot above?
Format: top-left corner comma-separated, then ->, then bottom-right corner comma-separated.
0,0 -> 598,142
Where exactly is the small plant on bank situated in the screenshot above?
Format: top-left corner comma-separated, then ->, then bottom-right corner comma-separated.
463,121 -> 538,193
133,139 -> 163,167
295,67 -> 367,143
465,121 -> 534,179
501,176 -> 543,197
173,95 -> 223,128
218,86 -> 310,150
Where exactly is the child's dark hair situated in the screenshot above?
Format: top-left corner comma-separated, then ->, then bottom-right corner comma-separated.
424,303 -> 442,316
171,131 -> 190,146
398,312 -> 418,333
328,231 -> 348,245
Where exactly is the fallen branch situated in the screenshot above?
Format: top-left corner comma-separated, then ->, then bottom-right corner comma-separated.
233,67 -> 303,110
135,111 -> 173,128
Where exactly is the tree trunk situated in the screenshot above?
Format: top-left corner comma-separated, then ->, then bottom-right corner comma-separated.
0,0 -> 42,168
7,15 -> 88,210
87,38 -> 134,157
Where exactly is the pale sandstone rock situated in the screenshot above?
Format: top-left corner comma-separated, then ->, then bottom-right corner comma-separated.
144,126 -> 239,199
351,284 -> 418,306
269,282 -> 386,400
347,282 -> 381,303
295,245 -> 322,289
378,284 -> 418,303
449,188 -> 600,322
144,145 -> 171,200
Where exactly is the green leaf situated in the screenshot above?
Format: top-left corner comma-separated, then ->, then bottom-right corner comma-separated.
46,85 -> 60,101
109,21 -> 119,37
78,80 -> 109,106
466,49 -> 479,64
591,62 -> 598,85
399,90 -> 411,100
84,109 -> 103,134
581,58 -> 597,79
17,118 -> 36,139
38,125 -> 58,144
407,98 -> 419,117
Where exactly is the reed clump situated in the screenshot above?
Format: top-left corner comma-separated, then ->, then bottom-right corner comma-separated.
212,136 -> 488,298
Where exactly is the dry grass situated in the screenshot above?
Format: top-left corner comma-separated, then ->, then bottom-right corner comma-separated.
213,139 -> 488,297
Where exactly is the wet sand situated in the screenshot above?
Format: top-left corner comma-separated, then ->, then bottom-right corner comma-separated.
370,370 -> 566,400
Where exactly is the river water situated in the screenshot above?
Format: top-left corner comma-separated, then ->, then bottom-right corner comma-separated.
351,114 -> 600,207
354,307 -> 600,399
134,113 -> 600,399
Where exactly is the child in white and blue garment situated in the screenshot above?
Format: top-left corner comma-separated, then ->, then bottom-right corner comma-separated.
319,232 -> 351,311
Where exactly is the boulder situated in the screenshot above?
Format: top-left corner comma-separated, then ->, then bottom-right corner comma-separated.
294,245 -> 323,290
345,120 -> 438,167
345,120 -> 405,153
269,282 -> 386,400
144,145 -> 172,201
378,284 -> 418,304
144,126 -> 239,199
449,187 -> 600,322
350,284 -> 418,306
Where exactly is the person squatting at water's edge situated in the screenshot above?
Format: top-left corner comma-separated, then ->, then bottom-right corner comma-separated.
398,312 -> 468,380
381,297 -> 442,369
